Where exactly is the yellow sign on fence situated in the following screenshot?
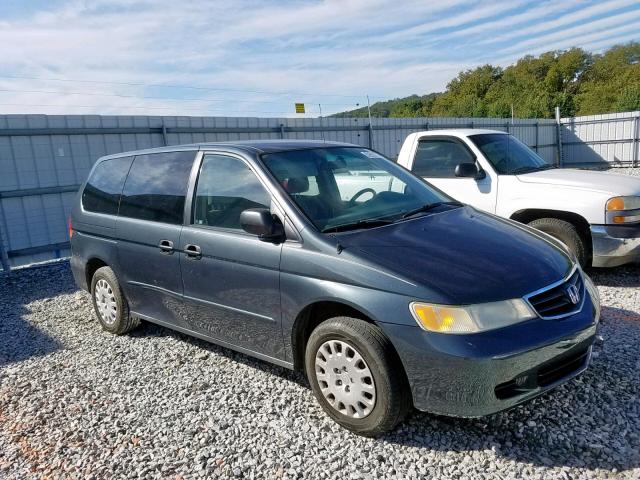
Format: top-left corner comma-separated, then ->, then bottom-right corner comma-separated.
295,103 -> 305,114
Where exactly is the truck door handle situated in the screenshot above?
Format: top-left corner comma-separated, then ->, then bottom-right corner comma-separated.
158,239 -> 174,254
184,244 -> 202,259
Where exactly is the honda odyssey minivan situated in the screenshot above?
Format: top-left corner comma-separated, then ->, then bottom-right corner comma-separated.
70,140 -> 600,436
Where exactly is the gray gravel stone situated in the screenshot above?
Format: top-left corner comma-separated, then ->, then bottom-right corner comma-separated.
0,261 -> 639,479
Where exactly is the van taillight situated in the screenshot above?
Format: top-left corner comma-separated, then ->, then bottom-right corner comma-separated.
68,217 -> 74,239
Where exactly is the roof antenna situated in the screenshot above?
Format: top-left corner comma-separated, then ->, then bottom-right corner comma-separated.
367,95 -> 374,149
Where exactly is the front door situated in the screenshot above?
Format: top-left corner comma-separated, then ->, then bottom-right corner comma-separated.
179,153 -> 284,360
414,136 -> 497,213
116,150 -> 196,324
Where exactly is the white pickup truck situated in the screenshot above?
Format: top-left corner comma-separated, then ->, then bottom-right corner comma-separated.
396,129 -> 640,267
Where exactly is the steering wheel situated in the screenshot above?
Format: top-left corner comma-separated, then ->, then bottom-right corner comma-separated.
349,188 -> 377,206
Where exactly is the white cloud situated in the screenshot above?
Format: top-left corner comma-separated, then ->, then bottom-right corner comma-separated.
0,0 -> 637,117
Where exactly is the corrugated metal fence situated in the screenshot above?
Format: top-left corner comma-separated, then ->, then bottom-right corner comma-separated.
0,111 -> 635,270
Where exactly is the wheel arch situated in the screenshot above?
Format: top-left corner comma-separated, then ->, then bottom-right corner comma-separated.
85,257 -> 109,290
289,300 -> 409,381
509,208 -> 592,250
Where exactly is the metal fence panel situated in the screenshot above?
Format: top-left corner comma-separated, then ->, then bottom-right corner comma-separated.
0,111 -> 624,270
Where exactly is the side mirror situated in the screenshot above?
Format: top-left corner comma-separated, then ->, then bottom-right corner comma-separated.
240,208 -> 285,241
455,162 -> 486,180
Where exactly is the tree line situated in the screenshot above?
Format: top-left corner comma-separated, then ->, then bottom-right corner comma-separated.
332,42 -> 640,119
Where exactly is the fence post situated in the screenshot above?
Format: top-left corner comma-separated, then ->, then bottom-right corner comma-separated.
279,124 -> 285,139
534,121 -> 539,152
633,115 -> 639,168
505,122 -> 510,133
161,122 -> 168,146
555,107 -> 563,167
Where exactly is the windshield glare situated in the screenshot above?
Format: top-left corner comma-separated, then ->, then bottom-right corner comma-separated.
262,147 -> 451,232
469,134 -> 552,174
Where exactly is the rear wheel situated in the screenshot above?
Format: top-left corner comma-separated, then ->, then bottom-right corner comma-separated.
305,317 -> 411,436
528,217 -> 588,267
90,266 -> 139,334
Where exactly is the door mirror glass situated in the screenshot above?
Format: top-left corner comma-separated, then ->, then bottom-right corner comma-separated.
454,162 -> 485,179
240,208 -> 284,241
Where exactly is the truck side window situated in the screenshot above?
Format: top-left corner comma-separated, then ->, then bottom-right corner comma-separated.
82,156 -> 133,215
119,151 -> 195,224
193,155 -> 271,230
413,139 -> 474,178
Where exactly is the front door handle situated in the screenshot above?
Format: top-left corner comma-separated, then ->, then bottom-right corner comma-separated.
184,244 -> 202,259
158,239 -> 174,254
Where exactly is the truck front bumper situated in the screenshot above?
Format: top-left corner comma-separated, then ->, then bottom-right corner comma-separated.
591,224 -> 640,267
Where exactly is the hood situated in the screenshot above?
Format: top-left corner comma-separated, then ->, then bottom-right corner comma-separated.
338,206 -> 573,305
517,168 -> 640,195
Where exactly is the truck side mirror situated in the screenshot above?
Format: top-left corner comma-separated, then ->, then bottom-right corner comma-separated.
455,163 -> 486,180
240,208 -> 285,242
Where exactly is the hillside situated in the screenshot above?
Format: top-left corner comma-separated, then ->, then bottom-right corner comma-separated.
332,42 -> 640,119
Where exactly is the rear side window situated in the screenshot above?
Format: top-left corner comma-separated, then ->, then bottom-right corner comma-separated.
413,138 -> 475,178
82,156 -> 133,214
119,151 -> 195,224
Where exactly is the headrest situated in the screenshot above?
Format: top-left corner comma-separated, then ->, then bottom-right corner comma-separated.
283,176 -> 309,194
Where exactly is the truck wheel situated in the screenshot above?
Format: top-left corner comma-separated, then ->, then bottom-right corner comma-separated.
305,317 -> 411,437
90,266 -> 139,334
528,218 -> 587,266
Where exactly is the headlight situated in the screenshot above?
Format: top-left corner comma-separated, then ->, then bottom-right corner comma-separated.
606,196 -> 640,224
410,299 -> 537,334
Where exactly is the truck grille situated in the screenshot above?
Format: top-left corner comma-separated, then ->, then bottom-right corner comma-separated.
527,269 -> 584,319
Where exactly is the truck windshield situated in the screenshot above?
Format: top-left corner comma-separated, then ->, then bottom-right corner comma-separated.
469,133 -> 555,175
262,147 -> 454,232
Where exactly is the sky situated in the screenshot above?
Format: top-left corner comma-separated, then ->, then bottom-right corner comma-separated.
0,0 -> 638,118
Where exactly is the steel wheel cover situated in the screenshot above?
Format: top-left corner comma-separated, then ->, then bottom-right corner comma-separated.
314,339 -> 376,418
95,278 -> 117,326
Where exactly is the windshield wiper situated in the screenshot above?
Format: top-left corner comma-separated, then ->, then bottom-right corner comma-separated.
321,218 -> 394,233
401,201 -> 463,219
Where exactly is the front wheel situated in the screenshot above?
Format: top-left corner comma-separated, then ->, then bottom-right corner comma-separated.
305,317 -> 411,436
528,218 -> 588,267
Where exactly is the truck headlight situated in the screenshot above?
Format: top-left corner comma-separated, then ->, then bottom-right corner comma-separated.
606,196 -> 640,224
410,299 -> 537,334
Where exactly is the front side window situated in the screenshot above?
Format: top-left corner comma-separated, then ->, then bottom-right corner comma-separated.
193,155 -> 271,230
262,147 -> 451,232
413,138 -> 475,178
470,134 -> 553,175
119,151 -> 195,224
82,156 -> 133,214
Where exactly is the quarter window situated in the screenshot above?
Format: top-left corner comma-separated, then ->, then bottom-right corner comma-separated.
413,139 -> 475,178
82,156 -> 133,215
193,155 -> 271,230
119,151 -> 195,224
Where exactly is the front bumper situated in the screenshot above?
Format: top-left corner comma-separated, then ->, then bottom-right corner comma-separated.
591,224 -> 640,267
381,293 -> 599,417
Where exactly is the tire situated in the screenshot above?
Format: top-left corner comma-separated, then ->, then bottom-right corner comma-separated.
90,266 -> 139,334
528,217 -> 588,267
305,317 -> 411,436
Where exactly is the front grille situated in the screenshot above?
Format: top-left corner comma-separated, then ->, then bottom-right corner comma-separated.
527,269 -> 584,319
537,346 -> 590,387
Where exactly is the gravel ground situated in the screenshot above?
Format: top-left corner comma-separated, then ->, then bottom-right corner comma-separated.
1,261 -> 639,480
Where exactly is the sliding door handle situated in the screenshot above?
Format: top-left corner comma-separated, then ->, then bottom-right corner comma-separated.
158,239 -> 174,254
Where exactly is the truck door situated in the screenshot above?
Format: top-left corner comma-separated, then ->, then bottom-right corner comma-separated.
411,136 -> 497,213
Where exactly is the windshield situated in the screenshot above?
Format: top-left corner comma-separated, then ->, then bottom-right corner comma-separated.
262,147 -> 453,232
469,133 -> 554,175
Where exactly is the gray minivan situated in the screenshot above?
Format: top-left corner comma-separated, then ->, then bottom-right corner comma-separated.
70,140 -> 600,436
